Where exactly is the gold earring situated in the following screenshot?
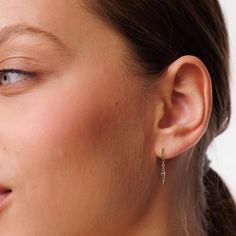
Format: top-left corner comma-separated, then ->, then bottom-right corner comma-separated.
160,148 -> 166,185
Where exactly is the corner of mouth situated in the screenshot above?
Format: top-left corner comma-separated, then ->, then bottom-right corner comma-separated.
0,188 -> 12,195
0,186 -> 13,212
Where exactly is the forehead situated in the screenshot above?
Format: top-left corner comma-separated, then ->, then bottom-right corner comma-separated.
0,0 -> 82,25
0,0 -> 130,74
0,0 -> 93,50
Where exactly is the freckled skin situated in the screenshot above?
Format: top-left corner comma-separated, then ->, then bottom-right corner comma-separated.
0,1 -> 155,235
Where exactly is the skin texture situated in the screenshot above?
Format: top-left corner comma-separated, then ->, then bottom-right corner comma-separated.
0,1 -> 212,236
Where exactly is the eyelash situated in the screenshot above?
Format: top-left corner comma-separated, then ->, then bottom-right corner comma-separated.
0,69 -> 38,87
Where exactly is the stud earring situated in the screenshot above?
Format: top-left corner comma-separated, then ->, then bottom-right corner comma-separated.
160,148 -> 166,185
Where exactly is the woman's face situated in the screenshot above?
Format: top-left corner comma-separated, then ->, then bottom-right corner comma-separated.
0,1 -> 155,235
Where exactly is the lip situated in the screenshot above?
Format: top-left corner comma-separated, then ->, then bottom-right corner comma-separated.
0,185 -> 12,213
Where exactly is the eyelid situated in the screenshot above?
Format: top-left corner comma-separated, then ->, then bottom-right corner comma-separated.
0,57 -> 55,75
0,68 -> 37,76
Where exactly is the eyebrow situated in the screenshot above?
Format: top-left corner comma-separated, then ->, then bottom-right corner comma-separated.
0,23 -> 68,51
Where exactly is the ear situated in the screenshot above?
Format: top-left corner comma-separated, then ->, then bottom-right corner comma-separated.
149,55 -> 212,159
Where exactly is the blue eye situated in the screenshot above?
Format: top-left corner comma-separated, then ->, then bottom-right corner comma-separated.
0,69 -> 36,86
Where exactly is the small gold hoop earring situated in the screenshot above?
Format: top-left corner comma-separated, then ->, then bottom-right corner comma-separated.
160,148 -> 166,185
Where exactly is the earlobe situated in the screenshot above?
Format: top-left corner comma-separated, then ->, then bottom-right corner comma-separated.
152,55 -> 212,159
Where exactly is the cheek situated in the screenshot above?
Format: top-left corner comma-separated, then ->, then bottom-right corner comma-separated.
10,79 -> 125,174
8,71 -> 141,191
1,67 -> 148,234
20,81 -> 129,157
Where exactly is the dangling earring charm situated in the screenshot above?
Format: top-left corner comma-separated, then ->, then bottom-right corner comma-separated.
160,148 -> 166,185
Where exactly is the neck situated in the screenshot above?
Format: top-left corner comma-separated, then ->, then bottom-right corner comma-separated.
122,175 -> 182,236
